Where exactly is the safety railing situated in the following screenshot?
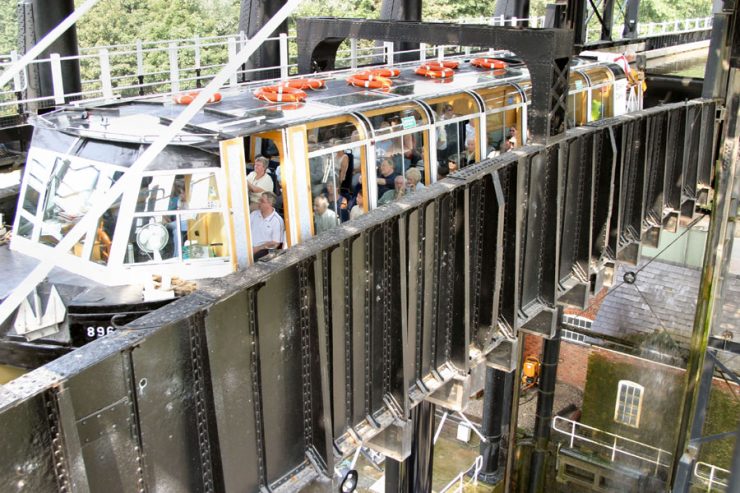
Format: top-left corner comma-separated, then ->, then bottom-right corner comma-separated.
694,461 -> 730,492
638,17 -> 713,37
437,455 -> 484,493
453,15 -> 547,28
552,416 -> 673,475
0,32 -> 490,122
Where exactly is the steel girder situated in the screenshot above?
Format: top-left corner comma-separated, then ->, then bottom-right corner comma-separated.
0,100 -> 719,493
295,18 -> 573,141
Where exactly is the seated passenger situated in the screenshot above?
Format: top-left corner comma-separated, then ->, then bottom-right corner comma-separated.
405,168 -> 425,193
350,189 -> 366,220
507,126 -> 518,147
247,156 -> 274,211
325,181 -> 350,222
463,138 -> 476,166
314,195 -> 339,234
376,158 -> 398,196
379,175 -> 407,205
250,191 -> 284,260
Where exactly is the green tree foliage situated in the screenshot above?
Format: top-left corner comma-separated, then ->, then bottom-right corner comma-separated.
0,1 -> 18,54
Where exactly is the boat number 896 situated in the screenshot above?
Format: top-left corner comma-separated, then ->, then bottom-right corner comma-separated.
86,326 -> 116,338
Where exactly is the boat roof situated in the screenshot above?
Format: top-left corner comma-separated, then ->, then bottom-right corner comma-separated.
34,53 -> 531,145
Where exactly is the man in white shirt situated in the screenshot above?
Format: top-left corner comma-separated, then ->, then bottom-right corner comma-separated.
247,156 -> 274,211
250,192 -> 284,260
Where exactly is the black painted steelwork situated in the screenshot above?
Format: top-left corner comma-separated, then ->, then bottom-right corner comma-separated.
385,401 -> 435,493
238,0 -> 288,80
18,0 -> 82,108
0,100 -> 721,492
527,321 -> 561,493
380,0 -> 422,62
622,0 -> 641,38
493,0 -> 531,26
478,367 -> 511,483
296,18 -> 573,141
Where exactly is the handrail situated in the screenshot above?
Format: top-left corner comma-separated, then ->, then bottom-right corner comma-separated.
694,461 -> 730,492
552,416 -> 672,475
438,455 -> 484,493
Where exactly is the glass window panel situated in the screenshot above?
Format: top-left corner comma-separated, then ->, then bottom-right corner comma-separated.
17,216 -> 33,239
39,157 -> 116,247
363,103 -> 427,133
135,173 -> 221,213
76,139 -> 139,166
22,186 -> 40,216
31,127 -> 76,153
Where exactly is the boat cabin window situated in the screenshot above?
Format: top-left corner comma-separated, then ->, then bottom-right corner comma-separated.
568,71 -> 589,126
306,116 -> 366,234
126,171 -> 229,264
583,66 -> 614,121
363,103 -> 429,208
476,84 -> 525,159
424,93 -> 482,175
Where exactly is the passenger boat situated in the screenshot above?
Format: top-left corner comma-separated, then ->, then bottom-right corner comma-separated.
0,52 -> 629,370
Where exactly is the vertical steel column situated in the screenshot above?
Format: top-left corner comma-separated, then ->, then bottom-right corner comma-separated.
379,0 -> 422,62
600,0 -> 615,40
702,0 -> 736,99
567,0 -> 589,45
493,0 -> 532,26
621,0 -> 641,38
18,0 -> 81,105
672,352 -> 717,493
727,425 -> 740,493
239,0 -> 289,80
527,322 -> 561,493
672,70 -> 740,488
384,401 -> 435,493
479,367 -> 512,483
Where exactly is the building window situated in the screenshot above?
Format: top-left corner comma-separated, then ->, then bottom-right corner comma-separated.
562,328 -> 587,344
563,314 -> 592,330
614,380 -> 644,428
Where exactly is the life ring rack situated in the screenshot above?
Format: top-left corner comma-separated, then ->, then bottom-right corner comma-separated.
471,58 -> 508,70
415,60 -> 459,79
253,85 -> 308,103
346,71 -> 393,90
173,91 -> 222,105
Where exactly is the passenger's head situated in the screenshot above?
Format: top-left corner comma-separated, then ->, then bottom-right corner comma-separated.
314,195 -> 329,214
254,155 -> 268,176
624,49 -> 636,63
442,103 -> 454,116
325,181 -> 337,197
466,138 -> 476,153
259,191 -> 276,214
394,175 -> 406,192
380,158 -> 394,175
406,168 -> 422,187
508,126 -> 517,137
356,189 -> 364,207
447,154 -> 459,172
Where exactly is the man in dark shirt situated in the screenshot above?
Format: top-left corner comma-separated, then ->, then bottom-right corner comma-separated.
376,158 -> 397,197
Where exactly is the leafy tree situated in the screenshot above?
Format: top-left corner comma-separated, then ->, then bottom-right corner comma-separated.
0,1 -> 18,54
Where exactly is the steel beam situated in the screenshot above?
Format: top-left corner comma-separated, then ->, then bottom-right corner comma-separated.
239,0 -> 289,80
18,0 -> 81,108
296,18 -> 573,141
622,0 -> 640,38
493,0 -> 531,25
479,367 -> 511,483
380,0 -> 422,62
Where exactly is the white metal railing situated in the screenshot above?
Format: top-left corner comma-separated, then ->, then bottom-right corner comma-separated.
0,14 -> 713,120
438,455 -> 484,493
638,16 -> 713,37
552,416 -> 673,475
694,461 -> 730,492
453,15 -> 547,28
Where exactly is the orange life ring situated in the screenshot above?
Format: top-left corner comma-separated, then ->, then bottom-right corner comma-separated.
173,91 -> 222,105
415,62 -> 455,79
254,85 -> 307,103
369,67 -> 400,78
347,72 -> 393,89
281,78 -> 326,90
471,58 -> 507,70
